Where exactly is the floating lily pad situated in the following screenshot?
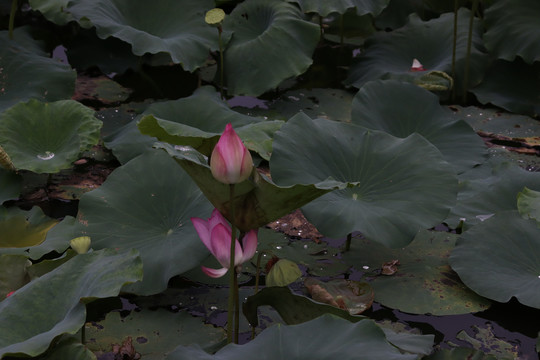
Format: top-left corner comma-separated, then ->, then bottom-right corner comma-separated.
39,335 -> 96,360
425,347 -> 497,360
0,99 -> 102,173
343,230 -> 490,315
351,80 -> 487,173
223,0 -> 320,96
287,0 -> 390,17
345,9 -> 487,97
470,59 -> 540,117
76,150 -> 214,295
167,314 -> 423,360
270,113 -> 458,247
0,206 -> 58,249
0,248 -> 142,358
453,323 -> 520,359
85,309 -> 225,359
450,211 -> 540,309
483,0 -> 540,64
67,0 -> 220,71
0,27 -> 76,113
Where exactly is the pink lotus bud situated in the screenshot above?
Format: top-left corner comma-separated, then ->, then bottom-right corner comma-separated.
191,209 -> 258,278
210,123 -> 253,184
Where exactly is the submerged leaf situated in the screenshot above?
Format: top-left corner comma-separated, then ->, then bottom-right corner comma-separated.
304,278 -> 374,315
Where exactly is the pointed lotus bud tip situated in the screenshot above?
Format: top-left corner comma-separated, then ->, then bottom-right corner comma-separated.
410,58 -> 425,72
70,236 -> 91,254
205,8 -> 225,27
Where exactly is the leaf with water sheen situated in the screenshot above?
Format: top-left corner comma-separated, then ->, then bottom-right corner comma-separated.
0,248 -> 142,358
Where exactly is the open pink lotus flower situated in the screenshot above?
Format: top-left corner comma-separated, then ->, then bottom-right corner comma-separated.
210,123 -> 253,184
191,209 -> 258,278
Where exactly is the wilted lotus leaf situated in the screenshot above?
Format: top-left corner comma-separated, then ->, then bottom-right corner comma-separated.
381,259 -> 399,275
0,207 -> 58,249
304,278 -> 374,315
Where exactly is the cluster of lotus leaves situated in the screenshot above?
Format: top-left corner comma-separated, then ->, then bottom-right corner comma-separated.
1,0 -> 540,358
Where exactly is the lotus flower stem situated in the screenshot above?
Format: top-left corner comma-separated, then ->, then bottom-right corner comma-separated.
462,0 -> 479,104
451,0 -> 459,102
227,183 -> 237,343
9,0 -> 17,40
218,25 -> 225,100
345,232 -> 352,252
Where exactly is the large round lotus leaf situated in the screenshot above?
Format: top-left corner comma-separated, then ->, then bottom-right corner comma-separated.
351,80 -> 487,173
450,211 -> 540,309
343,230 -> 490,315
270,113 -> 458,247
67,0 -> 220,71
446,160 -> 540,229
287,0 -> 390,17
223,0 -> 320,96
345,9 -> 487,97
0,99 -> 101,173
470,59 -> 540,117
0,168 -> 21,203
0,206 -> 58,249
76,150 -> 214,295
166,315 -> 419,360
0,248 -> 142,358
39,336 -> 96,360
85,309 -> 225,358
0,27 -> 76,113
483,0 -> 540,64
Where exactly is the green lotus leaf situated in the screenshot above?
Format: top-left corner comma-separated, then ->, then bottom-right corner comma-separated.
0,248 -> 142,358
135,87 -> 283,159
29,0 -> 75,25
446,160 -> 540,229
450,211 -> 540,309
0,27 -> 76,113
85,309 -> 225,358
155,142 -> 354,232
67,0 -> 220,71
0,206 -> 58,249
517,187 -> 540,224
287,0 -> 390,17
223,0 -> 320,96
270,113 -> 458,247
343,230 -> 490,315
0,168 -> 21,203
75,150 -> 214,295
470,59 -> 540,117
166,314 -> 421,360
39,335 -> 96,360
483,0 -> 540,64
351,80 -> 487,173
0,99 -> 102,173
345,9 -> 487,97
0,254 -> 31,299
